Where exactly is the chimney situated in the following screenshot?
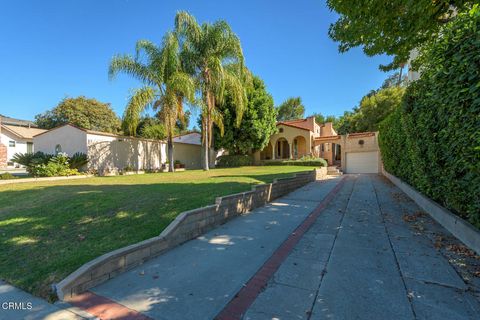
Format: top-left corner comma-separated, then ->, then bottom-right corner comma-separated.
306,116 -> 315,131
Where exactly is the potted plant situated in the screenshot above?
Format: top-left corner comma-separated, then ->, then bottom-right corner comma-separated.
174,160 -> 185,171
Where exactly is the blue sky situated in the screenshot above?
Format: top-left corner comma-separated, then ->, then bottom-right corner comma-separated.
0,0 -> 393,125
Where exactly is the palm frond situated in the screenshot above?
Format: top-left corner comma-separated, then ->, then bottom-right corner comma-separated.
210,107 -> 224,137
168,71 -> 196,103
122,86 -> 157,136
223,70 -> 247,127
109,55 -> 157,85
160,32 -> 181,80
175,11 -> 201,44
135,39 -> 162,61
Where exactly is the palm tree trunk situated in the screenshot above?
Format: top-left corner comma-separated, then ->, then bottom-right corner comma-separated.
168,134 -> 175,172
397,66 -> 403,86
203,121 -> 209,171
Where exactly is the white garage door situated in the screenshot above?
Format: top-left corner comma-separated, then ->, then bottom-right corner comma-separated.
346,151 -> 379,173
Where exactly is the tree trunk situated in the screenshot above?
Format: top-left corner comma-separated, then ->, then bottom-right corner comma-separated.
203,118 -> 210,171
168,134 -> 175,172
397,66 -> 403,86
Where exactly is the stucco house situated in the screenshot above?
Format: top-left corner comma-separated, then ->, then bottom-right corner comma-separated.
34,124 -> 167,172
253,116 -> 382,174
173,132 -> 224,169
33,125 -> 215,172
0,115 -> 46,167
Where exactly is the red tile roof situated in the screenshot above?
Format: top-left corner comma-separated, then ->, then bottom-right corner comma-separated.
277,119 -> 312,131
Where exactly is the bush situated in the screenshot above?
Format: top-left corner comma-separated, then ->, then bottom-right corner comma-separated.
0,173 -> 18,180
263,158 -> 327,167
12,152 -> 88,173
69,152 -> 88,170
379,7 -> 480,227
30,153 -> 81,177
216,155 -> 254,167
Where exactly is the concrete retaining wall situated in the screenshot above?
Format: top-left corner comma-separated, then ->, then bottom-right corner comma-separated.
56,168 -> 325,300
383,171 -> 480,255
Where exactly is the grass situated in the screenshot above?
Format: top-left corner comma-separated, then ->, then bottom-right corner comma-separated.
0,166 -> 316,299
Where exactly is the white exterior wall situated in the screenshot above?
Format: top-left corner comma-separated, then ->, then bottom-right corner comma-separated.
87,133 -> 166,171
33,125 -> 88,156
0,131 -> 29,163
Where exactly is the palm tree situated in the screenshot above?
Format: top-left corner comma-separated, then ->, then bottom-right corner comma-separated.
175,11 -> 248,170
109,33 -> 195,172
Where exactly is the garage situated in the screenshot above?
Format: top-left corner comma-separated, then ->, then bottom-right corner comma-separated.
345,151 -> 379,173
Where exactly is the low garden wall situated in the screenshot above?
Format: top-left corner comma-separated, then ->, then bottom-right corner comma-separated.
383,170 -> 480,255
56,167 -> 326,300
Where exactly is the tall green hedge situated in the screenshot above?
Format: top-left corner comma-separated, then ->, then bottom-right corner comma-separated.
379,6 -> 480,227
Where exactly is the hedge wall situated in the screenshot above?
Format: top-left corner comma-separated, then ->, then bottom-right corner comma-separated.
216,155 -> 254,167
379,6 -> 480,227
262,159 -> 327,167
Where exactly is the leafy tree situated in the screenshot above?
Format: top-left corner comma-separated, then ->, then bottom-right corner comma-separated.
214,75 -> 277,154
381,72 -> 408,89
276,97 -> 305,121
356,87 -> 405,131
336,87 -> 405,133
311,113 -> 339,127
35,96 -> 121,133
175,11 -> 248,170
109,34 -> 195,172
175,110 -> 191,133
135,116 -> 167,140
327,0 -> 471,70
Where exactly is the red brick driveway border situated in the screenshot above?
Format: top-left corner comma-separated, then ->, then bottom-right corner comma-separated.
215,176 -> 347,320
68,291 -> 153,320
67,176 -> 345,320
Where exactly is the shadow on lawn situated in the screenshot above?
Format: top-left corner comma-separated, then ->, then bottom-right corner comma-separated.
0,179 -> 264,298
0,167 -> 311,298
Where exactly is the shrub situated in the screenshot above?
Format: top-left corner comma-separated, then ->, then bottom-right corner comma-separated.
216,155 -> 253,167
12,152 -> 88,173
30,153 -> 80,177
263,158 -> 327,167
69,152 -> 88,170
11,152 -> 53,173
0,173 -> 18,180
379,6 -> 480,227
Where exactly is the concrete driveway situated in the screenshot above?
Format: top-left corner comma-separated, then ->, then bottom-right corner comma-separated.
243,174 -> 480,320
15,174 -> 479,320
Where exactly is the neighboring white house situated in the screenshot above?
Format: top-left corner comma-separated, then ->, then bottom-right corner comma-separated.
0,115 -> 47,167
173,132 -> 225,169
407,49 -> 420,82
34,124 -> 167,172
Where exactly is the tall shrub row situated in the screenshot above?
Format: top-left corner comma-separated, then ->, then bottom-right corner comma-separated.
379,6 -> 480,227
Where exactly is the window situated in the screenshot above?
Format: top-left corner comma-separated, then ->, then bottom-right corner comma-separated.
55,144 -> 62,154
27,142 -> 33,154
279,128 -> 284,133
9,141 -> 15,147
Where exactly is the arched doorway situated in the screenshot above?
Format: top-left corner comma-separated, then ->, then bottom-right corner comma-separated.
260,142 -> 273,160
275,138 -> 290,159
292,136 -> 307,159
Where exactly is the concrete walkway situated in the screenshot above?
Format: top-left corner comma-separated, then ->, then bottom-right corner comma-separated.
0,281 -> 93,320
4,174 -> 479,319
84,177 -> 341,320
244,175 -> 480,320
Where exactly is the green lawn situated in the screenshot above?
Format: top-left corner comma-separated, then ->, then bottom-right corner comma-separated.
0,166 -> 316,299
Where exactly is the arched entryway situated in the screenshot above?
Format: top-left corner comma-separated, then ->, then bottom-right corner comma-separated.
260,142 -> 273,160
275,138 -> 290,159
292,136 -> 307,159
